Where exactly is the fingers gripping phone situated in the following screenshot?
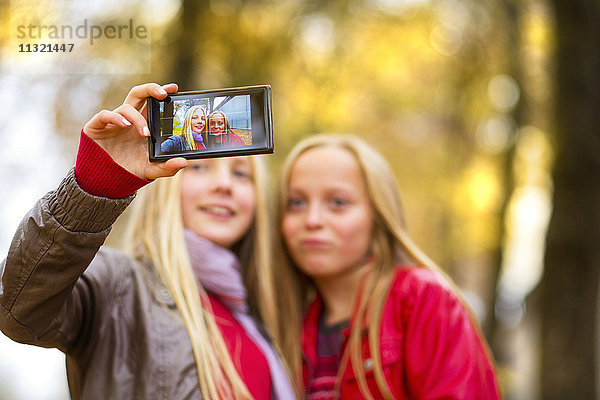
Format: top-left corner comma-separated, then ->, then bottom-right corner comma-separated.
147,85 -> 273,161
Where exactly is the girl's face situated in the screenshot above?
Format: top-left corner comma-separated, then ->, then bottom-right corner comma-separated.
282,147 -> 374,281
210,114 -> 226,137
191,108 -> 206,134
181,157 -> 255,248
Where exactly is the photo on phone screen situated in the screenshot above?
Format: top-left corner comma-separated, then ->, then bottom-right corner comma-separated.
147,85 -> 273,161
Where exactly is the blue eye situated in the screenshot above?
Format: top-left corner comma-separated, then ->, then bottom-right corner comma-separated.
233,169 -> 251,179
287,197 -> 306,210
189,163 -> 207,172
330,197 -> 348,208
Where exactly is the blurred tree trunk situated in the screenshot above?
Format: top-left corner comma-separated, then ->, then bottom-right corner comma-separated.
170,0 -> 205,89
541,1 -> 600,399
484,0 -> 522,340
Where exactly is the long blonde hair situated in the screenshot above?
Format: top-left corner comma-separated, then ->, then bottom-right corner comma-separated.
276,134 -> 486,399
125,156 -> 283,399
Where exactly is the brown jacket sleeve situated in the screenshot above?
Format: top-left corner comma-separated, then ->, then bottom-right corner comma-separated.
0,169 -> 133,351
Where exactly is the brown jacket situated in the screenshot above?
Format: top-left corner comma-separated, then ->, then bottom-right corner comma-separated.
0,170 -> 203,399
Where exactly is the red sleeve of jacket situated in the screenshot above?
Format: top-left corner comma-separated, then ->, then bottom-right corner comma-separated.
399,268 -> 500,399
75,130 -> 151,198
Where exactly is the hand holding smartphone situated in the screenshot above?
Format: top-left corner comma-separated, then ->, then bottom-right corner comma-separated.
147,85 -> 273,162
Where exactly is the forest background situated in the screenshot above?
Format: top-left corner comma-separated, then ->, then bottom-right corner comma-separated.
0,0 -> 598,399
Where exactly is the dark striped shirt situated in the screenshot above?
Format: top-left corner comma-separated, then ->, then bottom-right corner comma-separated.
308,318 -> 349,400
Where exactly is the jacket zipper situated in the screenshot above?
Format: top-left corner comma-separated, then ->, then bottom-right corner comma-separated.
302,352 -> 315,397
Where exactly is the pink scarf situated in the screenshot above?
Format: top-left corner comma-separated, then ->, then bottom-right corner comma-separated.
184,229 -> 296,400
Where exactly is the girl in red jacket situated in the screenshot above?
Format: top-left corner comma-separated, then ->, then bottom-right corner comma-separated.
275,134 -> 501,399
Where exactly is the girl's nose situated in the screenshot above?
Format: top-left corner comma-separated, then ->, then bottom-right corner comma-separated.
304,203 -> 324,229
210,164 -> 233,194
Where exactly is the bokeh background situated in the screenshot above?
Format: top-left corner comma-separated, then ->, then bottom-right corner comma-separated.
0,0 -> 598,399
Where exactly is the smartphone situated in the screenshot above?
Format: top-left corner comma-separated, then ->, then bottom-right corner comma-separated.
147,85 -> 273,162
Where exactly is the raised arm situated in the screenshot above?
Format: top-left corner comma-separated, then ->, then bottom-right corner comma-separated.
0,170 -> 133,349
0,82 -> 186,351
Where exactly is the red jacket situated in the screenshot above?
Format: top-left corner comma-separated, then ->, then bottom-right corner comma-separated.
302,266 -> 501,399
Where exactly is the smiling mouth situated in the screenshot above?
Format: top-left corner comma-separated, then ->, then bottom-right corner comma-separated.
200,205 -> 234,216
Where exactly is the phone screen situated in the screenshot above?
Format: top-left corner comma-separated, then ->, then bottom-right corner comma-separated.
147,85 -> 273,161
